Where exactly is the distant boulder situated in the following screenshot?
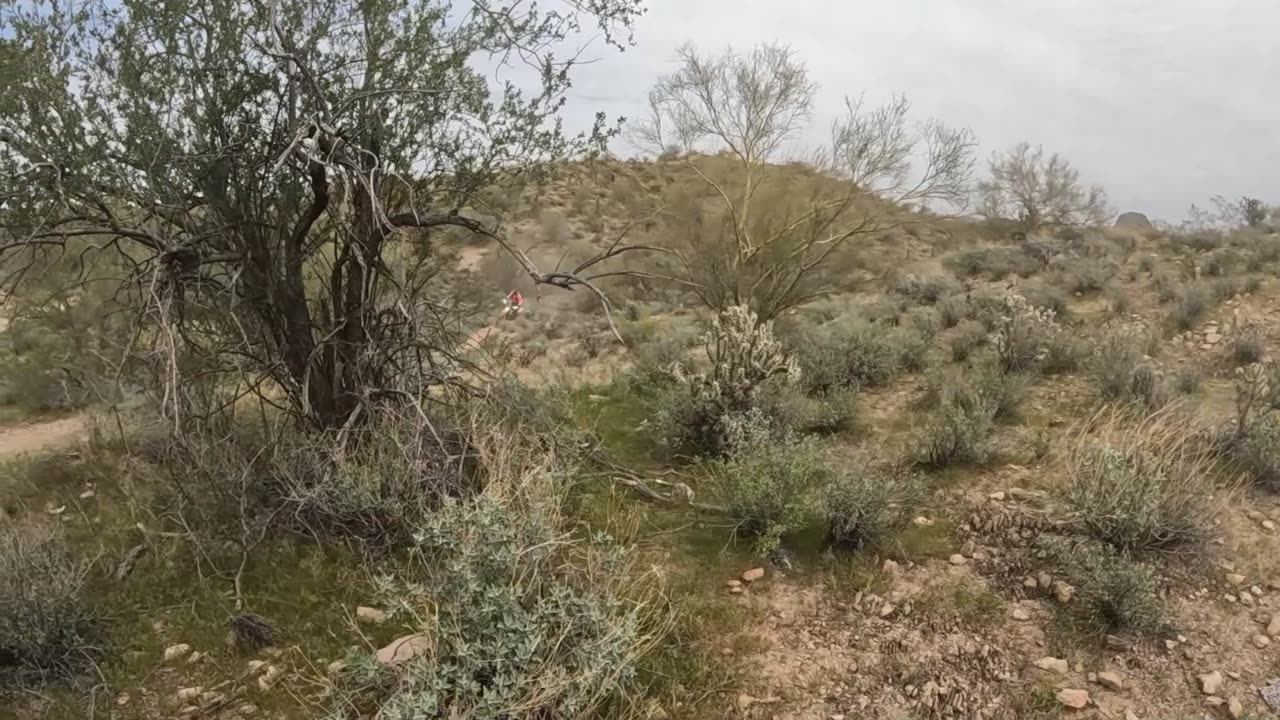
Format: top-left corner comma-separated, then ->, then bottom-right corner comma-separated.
1115,211 -> 1152,229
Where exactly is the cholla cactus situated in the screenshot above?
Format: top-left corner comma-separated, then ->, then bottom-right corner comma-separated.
700,305 -> 800,407
991,294 -> 1060,373
1233,362 -> 1280,437
664,306 -> 800,457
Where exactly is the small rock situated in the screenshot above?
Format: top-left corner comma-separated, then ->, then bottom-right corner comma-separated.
356,606 -> 389,624
728,585 -> 743,595
1097,671 -> 1124,691
742,567 -> 765,583
1011,607 -> 1031,621
1268,613 -> 1280,637
1265,520 -> 1277,531
326,659 -> 347,676
235,704 -> 258,717
1228,697 -> 1244,718
1124,710 -> 1140,720
1255,634 -> 1271,649
1087,672 -> 1097,683
1270,578 -> 1280,591
1206,696 -> 1226,707
246,659 -> 267,674
79,489 -> 95,500
1056,688 -> 1090,709
913,516 -> 934,527
878,602 -> 896,619
1034,656 -> 1070,674
1206,332 -> 1223,345
1227,671 -> 1242,680
163,643 -> 192,662
948,554 -> 968,566
1023,576 -> 1039,589
726,579 -> 742,589
1053,580 -> 1075,603
185,650 -> 205,664
1228,573 -> 1247,586
115,693 -> 130,706
988,491 -> 1006,501
1199,670 -> 1224,695
1104,634 -> 1130,652
1164,639 -> 1178,650
256,665 -> 282,691
960,539 -> 977,556
1037,571 -> 1053,589
175,687 -> 203,703
376,633 -> 432,666
882,559 -> 900,575
735,694 -> 755,711
1242,592 -> 1257,607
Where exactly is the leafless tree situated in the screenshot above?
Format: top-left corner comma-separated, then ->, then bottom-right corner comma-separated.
976,142 -> 1111,232
636,43 -> 976,320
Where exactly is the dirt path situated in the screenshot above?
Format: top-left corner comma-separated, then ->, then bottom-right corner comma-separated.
0,415 -> 88,456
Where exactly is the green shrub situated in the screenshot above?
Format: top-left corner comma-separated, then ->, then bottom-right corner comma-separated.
767,385 -> 858,436
1042,332 -> 1087,374
938,295 -> 972,329
893,274 -> 960,306
948,320 -> 988,362
824,466 -> 924,548
1104,285 -> 1131,315
713,436 -> 829,551
1233,413 -> 1280,488
1090,321 -> 1153,400
943,246 -> 1043,279
0,518 -> 99,685
1151,270 -> 1180,303
1231,321 -> 1266,365
791,320 -> 909,395
1022,282 -> 1070,320
1061,411 -> 1222,551
972,363 -> 1030,421
903,306 -> 942,339
1174,368 -> 1201,395
1060,542 -> 1164,637
1169,283 -> 1209,330
347,492 -> 655,719
910,387 -> 997,468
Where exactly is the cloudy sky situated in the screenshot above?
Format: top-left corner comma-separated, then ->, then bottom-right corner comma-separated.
556,0 -> 1279,222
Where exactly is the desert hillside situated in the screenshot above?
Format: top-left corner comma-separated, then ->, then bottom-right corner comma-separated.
2,5 -> 1280,720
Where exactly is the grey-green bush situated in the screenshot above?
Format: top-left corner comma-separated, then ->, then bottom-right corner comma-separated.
0,518 -> 98,685
1169,283 -> 1208,330
1061,543 -> 1164,637
1061,413 -> 1222,552
713,435 -> 829,551
345,493 -> 653,719
948,320 -> 988,362
910,387 -> 997,468
823,466 -> 924,548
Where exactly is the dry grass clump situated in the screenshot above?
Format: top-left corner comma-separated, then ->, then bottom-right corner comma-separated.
0,518 -> 99,686
1060,408 -> 1234,552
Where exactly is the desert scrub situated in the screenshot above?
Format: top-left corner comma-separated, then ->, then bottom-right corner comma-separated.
1060,409 -> 1228,552
948,320 -> 988,362
713,435 -> 829,551
789,319 -> 917,395
910,385 -> 997,468
1042,332 -> 1087,374
341,491 -> 660,719
1230,319 -> 1266,365
0,518 -> 99,685
1169,282 -> 1209,331
823,465 -> 924,548
991,293 -> 1060,373
893,273 -> 959,306
972,363 -> 1031,421
1057,541 -> 1165,637
1089,320 -> 1155,401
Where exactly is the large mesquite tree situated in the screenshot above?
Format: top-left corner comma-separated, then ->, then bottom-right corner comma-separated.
0,0 -> 645,429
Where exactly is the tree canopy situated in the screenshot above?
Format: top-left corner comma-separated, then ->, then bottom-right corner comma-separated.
0,0 -> 645,428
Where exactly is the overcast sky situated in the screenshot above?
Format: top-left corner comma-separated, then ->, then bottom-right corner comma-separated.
556,0 -> 1279,222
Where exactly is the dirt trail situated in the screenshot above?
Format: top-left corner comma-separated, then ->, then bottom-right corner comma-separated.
0,415 -> 87,456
